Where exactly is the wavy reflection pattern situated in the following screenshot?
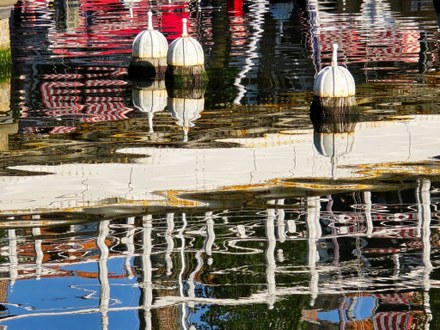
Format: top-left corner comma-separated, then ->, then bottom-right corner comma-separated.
0,180 -> 437,328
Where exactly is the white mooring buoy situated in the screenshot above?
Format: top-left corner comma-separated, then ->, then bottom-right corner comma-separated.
132,80 -> 167,133
167,18 -> 208,87
130,11 -> 168,78
310,43 -> 358,132
313,44 -> 355,98
168,87 -> 205,142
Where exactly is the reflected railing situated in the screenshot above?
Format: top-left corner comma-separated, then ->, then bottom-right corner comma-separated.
0,179 -> 437,328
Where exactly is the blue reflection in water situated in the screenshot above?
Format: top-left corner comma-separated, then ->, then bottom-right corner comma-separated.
317,296 -> 376,322
3,258 -> 139,319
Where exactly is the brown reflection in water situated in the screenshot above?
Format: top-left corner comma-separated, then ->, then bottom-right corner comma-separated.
0,7 -> 14,153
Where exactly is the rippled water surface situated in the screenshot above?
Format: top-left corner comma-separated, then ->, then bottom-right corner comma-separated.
0,0 -> 440,329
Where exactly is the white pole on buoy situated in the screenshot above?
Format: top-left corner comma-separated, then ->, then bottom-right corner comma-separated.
181,17 -> 188,37
310,43 -> 359,136
130,11 -> 169,79
167,18 -> 208,88
147,10 -> 153,31
313,44 -> 355,98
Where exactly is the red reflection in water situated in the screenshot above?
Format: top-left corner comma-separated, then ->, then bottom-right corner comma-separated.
227,0 -> 247,47
19,67 -> 133,134
15,0 -> 193,133
38,0 -> 191,57
227,0 -> 244,16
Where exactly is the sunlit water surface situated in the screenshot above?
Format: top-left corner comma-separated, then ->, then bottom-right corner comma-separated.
0,0 -> 439,329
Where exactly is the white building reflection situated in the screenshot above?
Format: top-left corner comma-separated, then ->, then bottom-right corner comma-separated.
0,114 -> 439,213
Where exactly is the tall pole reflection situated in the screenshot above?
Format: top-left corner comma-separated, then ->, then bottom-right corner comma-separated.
233,0 -> 268,104
178,213 -> 189,330
141,215 -> 153,330
165,213 -> 175,276
97,220 -> 110,330
363,191 -> 373,237
8,229 -> 17,287
306,196 -> 321,306
187,213 -> 213,309
32,227 -> 43,279
276,199 -> 286,263
188,251 -> 202,309
124,216 -> 135,279
204,211 -> 215,266
419,178 -> 432,328
266,202 -> 277,309
276,199 -> 286,243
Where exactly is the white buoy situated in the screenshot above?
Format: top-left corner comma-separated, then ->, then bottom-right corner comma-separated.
132,79 -> 167,133
167,87 -> 205,142
130,11 -> 169,78
313,131 -> 355,179
313,44 -> 355,98
310,96 -> 359,134
313,132 -> 354,159
167,18 -> 208,87
310,44 -> 358,133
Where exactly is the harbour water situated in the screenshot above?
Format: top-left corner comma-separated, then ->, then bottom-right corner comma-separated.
0,0 -> 440,329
